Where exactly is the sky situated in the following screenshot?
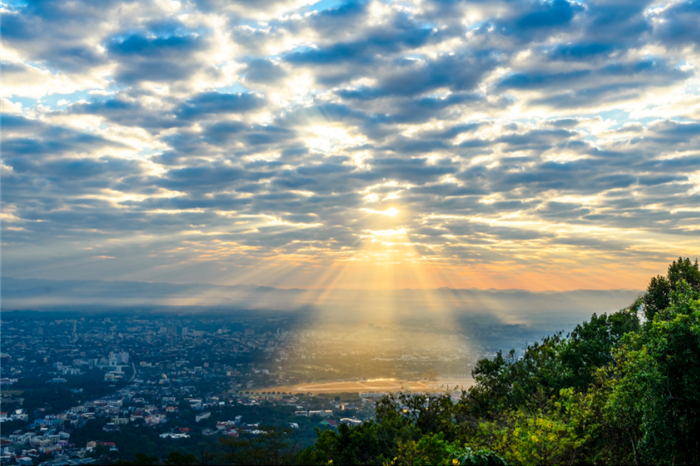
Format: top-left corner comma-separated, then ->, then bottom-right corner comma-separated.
1,0 -> 699,292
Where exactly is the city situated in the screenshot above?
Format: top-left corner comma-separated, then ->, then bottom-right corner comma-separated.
0,308 -> 547,464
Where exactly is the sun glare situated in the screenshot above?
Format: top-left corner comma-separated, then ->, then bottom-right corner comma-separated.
306,124 -> 367,154
368,228 -> 407,237
361,207 -> 400,217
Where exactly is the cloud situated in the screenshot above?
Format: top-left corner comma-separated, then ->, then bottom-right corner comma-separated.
1,0 -> 698,290
177,92 -> 266,119
106,32 -> 211,85
652,0 -> 700,50
243,59 -> 288,84
1,114 -> 126,158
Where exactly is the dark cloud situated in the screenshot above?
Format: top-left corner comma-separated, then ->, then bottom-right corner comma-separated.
0,0 -> 115,71
106,32 -> 210,84
243,59 -> 287,83
576,0 -> 652,52
470,0 -> 583,45
285,16 -> 436,66
499,60 -> 690,92
548,42 -> 617,61
9,156 -> 143,180
653,0 -> 700,50
1,115 -> 126,158
70,98 -> 182,130
177,92 -> 266,119
334,51 -> 498,99
157,163 -> 275,193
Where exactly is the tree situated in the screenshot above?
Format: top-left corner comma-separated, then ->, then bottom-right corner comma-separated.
559,306 -> 640,390
606,281 -> 700,464
642,257 -> 700,320
111,453 -> 159,465
476,404 -> 579,466
377,392 -> 461,442
164,451 -> 198,465
297,405 -> 505,466
467,333 -> 568,419
220,426 -> 298,465
389,433 -> 506,466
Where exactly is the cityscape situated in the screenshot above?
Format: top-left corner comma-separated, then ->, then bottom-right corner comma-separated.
2,0 -> 698,463
0,303 -> 609,464
0,311 -> 375,464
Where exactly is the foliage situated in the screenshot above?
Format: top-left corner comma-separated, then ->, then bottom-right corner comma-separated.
559,305 -> 640,390
449,445 -> 508,466
164,451 -> 199,465
642,257 -> 700,320
220,425 -> 299,465
460,258 -> 699,465
606,281 -> 700,464
112,453 -> 159,465
474,389 -> 591,466
296,394 -> 503,465
384,433 -> 507,466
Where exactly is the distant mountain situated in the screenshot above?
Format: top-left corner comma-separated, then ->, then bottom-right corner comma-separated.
1,277 -> 642,326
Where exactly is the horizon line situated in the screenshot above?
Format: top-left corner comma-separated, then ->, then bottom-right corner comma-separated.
1,276 -> 645,294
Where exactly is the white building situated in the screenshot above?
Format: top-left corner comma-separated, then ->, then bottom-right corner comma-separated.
195,412 -> 211,422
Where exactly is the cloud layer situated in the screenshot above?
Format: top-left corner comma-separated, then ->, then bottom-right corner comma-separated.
2,0 -> 699,290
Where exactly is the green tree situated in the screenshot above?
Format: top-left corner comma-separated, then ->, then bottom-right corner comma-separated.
297,421 -> 399,465
220,426 -> 298,465
642,257 -> 700,320
111,453 -> 159,465
467,334 -> 568,419
559,306 -> 640,390
376,392 -> 461,442
477,405 -> 577,466
606,281 -> 700,464
164,451 -> 198,465
388,433 -> 506,466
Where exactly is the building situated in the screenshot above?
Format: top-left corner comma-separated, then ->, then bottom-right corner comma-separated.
102,423 -> 120,432
340,418 -> 363,426
116,352 -> 129,364
195,412 -> 211,422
